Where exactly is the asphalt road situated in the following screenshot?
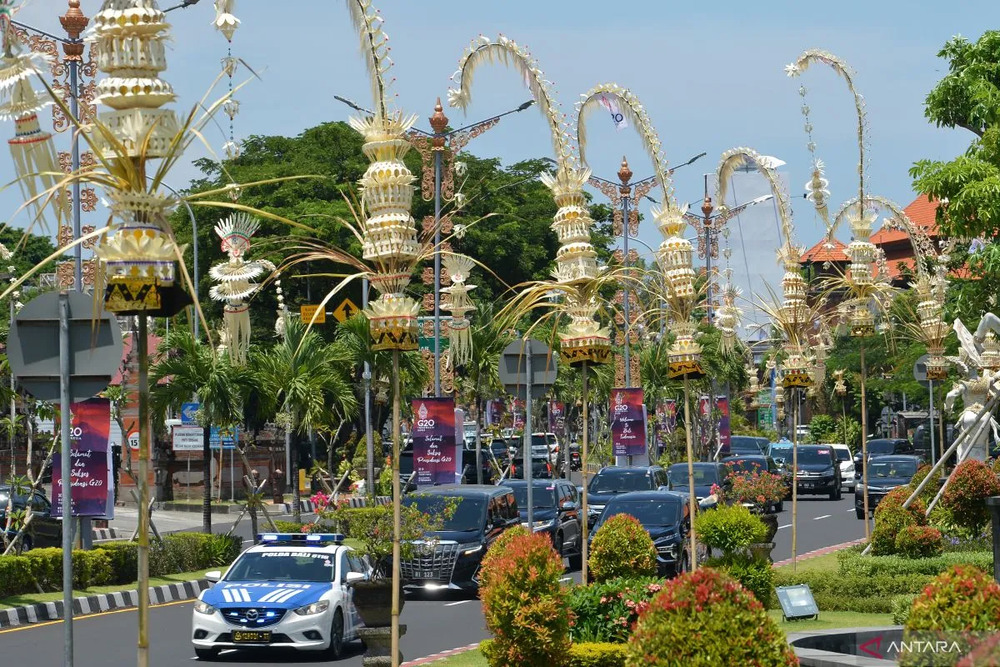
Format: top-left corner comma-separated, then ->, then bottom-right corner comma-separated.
771,492 -> 866,562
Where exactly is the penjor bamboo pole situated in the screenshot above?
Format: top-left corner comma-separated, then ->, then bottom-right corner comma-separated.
137,316 -> 150,667
791,387 -> 799,571
860,343 -> 870,541
391,350 -> 402,667
580,362 -> 590,584
683,376 -> 697,572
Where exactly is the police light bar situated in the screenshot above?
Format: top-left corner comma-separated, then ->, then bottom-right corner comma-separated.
257,533 -> 345,545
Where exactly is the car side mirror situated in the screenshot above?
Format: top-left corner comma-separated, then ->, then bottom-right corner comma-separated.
204,570 -> 222,584
345,572 -> 366,586
561,501 -> 578,511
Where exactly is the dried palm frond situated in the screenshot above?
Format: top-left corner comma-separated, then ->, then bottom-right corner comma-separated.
716,147 -> 795,247
344,0 -> 394,120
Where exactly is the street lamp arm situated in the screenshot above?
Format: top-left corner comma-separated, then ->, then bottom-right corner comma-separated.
10,20 -> 73,45
718,194 -> 774,222
163,0 -> 203,11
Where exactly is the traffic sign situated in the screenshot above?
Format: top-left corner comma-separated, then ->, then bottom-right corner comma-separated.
333,298 -> 359,323
301,305 -> 326,324
498,339 -> 557,399
210,426 -> 239,450
181,402 -> 200,424
913,354 -> 932,389
172,426 -> 204,451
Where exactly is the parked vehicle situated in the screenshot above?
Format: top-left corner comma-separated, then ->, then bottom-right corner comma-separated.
767,441 -> 793,465
855,455 -> 922,519
400,485 -> 519,593
590,490 -> 693,576
506,455 -> 555,480
499,479 -> 583,568
827,444 -> 856,492
853,438 -> 914,469
0,486 -> 61,550
720,454 -> 790,512
567,444 -> 581,471
583,466 -> 669,528
665,462 -> 726,503
727,435 -> 768,456
793,445 -> 843,500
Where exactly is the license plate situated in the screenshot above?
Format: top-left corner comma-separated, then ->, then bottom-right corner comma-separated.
232,630 -> 271,644
421,571 -> 434,579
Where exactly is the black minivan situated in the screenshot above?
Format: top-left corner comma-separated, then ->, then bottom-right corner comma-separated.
400,485 -> 519,594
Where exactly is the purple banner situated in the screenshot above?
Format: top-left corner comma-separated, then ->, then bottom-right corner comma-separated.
485,399 -> 505,426
411,398 -> 458,487
548,401 -> 565,433
511,399 -> 525,430
52,398 -> 114,518
717,396 -> 731,455
611,388 -> 647,457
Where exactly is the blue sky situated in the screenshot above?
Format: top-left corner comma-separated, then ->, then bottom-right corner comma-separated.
7,0 -> 994,328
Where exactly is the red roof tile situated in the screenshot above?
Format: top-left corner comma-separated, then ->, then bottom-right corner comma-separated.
870,194 -> 939,245
800,238 -> 849,263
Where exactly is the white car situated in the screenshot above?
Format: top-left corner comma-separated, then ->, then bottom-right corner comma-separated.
191,533 -> 368,660
828,444 -> 857,492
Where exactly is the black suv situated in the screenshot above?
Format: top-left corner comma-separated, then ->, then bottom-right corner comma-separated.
855,455 -> 922,519
727,436 -> 767,456
583,466 -> 668,528
0,486 -> 61,550
666,462 -> 726,502
591,490 -> 693,576
854,438 -> 914,469
794,445 -> 843,499
400,485 -> 519,594
500,479 -> 583,569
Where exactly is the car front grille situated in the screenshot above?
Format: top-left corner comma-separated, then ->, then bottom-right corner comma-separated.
400,542 -> 460,582
221,607 -> 286,628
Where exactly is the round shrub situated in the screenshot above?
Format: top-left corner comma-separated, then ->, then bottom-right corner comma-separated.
625,567 -> 797,666
894,525 -> 944,559
588,514 -> 657,583
694,503 -> 767,556
480,524 -> 530,584
705,555 -> 775,608
480,531 -> 571,667
941,460 -> 1000,537
871,486 -> 927,556
908,464 -> 939,505
900,565 -> 1000,667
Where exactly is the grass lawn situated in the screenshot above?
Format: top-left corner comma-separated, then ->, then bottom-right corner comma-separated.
0,567 -> 218,609
774,550 -> 841,574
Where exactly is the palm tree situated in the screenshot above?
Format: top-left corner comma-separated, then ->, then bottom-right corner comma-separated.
255,318 -> 357,521
151,329 -> 245,534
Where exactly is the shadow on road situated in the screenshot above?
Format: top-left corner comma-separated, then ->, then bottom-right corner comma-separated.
196,643 -> 366,663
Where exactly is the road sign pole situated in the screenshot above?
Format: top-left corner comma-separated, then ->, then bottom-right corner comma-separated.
137,315 -> 151,667
58,292 -> 73,667
524,344 -> 534,529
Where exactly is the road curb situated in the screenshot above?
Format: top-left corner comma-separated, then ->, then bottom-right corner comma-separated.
773,538 -> 867,567
402,642 -> 481,666
0,579 -> 210,629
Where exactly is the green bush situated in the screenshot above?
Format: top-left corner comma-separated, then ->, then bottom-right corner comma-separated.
901,565 -> 1000,667
567,577 -> 664,643
871,486 -> 927,555
480,531 -> 571,667
895,525 -> 944,559
588,514 -> 657,583
773,568 -> 933,613
892,594 -> 916,625
97,542 -> 139,584
0,555 -> 35,597
957,633 -> 1000,667
625,567 -> 797,666
908,464 -> 939,505
272,520 -> 305,533
838,549 -> 993,577
707,555 -> 774,608
567,642 -> 628,666
23,548 -> 113,590
693,504 -> 767,556
809,414 -> 838,443
941,460 -> 1000,537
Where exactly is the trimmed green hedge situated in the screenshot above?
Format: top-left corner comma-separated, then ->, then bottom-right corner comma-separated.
23,548 -> 112,590
481,640 -> 626,667
837,550 -> 992,578
0,555 -> 35,597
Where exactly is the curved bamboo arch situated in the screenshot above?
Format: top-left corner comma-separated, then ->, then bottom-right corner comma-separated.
345,0 -> 392,120
575,83 -> 676,206
789,49 -> 869,226
715,147 -> 797,250
831,195 -> 939,280
447,35 -> 575,170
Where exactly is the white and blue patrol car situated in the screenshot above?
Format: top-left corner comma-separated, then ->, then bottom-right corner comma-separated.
191,533 -> 368,660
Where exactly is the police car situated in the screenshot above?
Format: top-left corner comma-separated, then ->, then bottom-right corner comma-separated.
191,533 -> 368,660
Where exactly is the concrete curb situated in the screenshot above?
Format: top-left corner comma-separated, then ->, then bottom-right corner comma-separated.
0,579 -> 210,629
91,527 -> 125,541
281,496 -> 391,514
773,538 -> 867,568
402,642 -> 481,666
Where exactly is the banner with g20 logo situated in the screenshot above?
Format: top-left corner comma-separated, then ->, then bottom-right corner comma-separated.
610,388 -> 646,457
411,398 -> 457,487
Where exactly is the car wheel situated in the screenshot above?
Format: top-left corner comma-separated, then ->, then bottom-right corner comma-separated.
567,550 -> 583,571
325,609 -> 345,659
856,508 -> 865,520
774,500 -> 783,513
194,647 -> 219,661
552,532 -> 564,557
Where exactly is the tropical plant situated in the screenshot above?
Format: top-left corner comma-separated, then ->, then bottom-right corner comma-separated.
940,460 -> 1000,537
871,487 -> 928,556
715,464 -> 785,514
588,514 -> 657,583
567,577 -> 664,644
151,328 -> 247,533
694,504 -> 768,556
894,525 -> 944,559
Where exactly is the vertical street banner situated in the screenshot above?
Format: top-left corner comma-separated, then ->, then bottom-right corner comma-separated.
698,396 -> 712,450
52,397 -> 115,519
485,399 -> 505,426
548,401 -> 565,433
411,398 -> 457,487
511,399 -> 525,430
717,396 -> 731,455
611,388 -> 646,457
655,400 -> 677,454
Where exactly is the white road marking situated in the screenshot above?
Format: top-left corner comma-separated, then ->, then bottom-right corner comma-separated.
560,577 -> 572,582
778,524 -> 792,530
814,514 -> 831,520
444,600 -> 469,607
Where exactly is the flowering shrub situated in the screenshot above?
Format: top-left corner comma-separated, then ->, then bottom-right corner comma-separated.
693,504 -> 767,556
871,487 -> 927,556
908,464 -> 939,505
480,525 -> 530,586
894,525 -> 944,559
588,514 -> 657,583
705,554 -> 775,607
957,632 -> 1000,667
480,532 -> 571,667
716,463 -> 786,511
625,567 -> 797,666
567,577 -> 664,643
900,565 -> 1000,666
941,460 -> 1000,537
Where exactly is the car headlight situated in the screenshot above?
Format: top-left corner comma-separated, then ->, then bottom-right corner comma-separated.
193,600 -> 216,615
293,600 -> 330,616
461,544 -> 483,556
531,519 -> 554,530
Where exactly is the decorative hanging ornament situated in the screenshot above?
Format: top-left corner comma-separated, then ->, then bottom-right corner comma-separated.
440,254 -> 477,368
213,0 -> 239,41
656,205 -> 703,378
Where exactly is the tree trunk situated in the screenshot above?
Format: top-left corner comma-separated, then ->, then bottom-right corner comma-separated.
202,424 -> 212,534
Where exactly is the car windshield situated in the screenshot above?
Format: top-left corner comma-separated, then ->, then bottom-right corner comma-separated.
589,471 -> 654,494
834,449 -> 852,461
225,550 -> 336,583
868,440 -> 897,455
869,460 -> 918,479
769,445 -> 792,461
603,499 -> 681,527
667,466 -> 718,486
798,448 -> 834,465
730,437 -> 763,453
508,485 -> 557,509
402,495 -> 486,532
